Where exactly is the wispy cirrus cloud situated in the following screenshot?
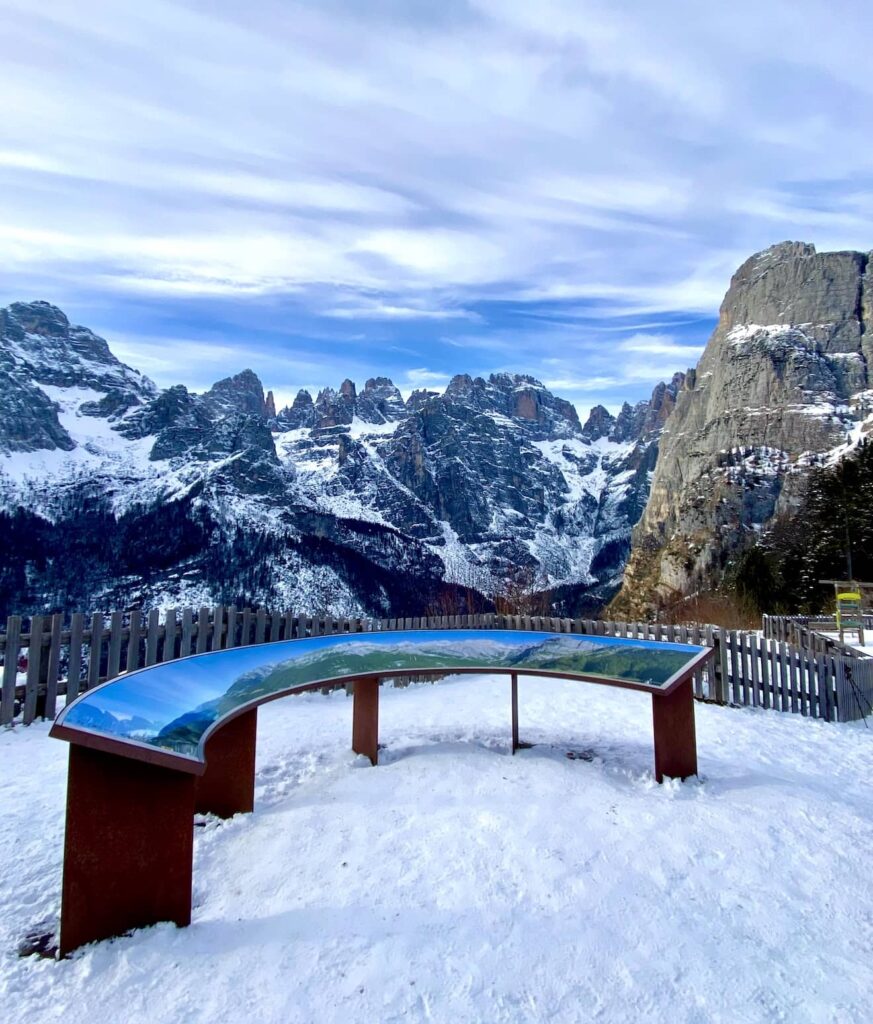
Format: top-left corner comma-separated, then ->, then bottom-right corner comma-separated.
1,0 -> 872,417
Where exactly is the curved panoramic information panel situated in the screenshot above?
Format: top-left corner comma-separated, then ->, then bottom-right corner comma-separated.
51,629 -> 709,770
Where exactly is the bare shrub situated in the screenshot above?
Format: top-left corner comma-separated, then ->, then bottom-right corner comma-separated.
656,589 -> 759,630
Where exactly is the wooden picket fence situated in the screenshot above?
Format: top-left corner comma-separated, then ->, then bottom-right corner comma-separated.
762,613 -> 872,653
1,607 -> 872,727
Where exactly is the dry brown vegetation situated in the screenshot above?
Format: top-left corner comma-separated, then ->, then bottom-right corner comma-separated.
493,566 -> 553,617
653,589 -> 760,630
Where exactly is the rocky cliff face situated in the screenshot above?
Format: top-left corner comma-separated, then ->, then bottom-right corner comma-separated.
0,301 -> 155,453
0,301 -> 678,617
612,242 -> 873,617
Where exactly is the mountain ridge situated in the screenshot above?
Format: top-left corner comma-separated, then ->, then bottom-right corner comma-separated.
0,300 -> 681,617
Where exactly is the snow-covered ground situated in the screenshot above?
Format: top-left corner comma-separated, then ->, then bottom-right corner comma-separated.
3,675 -> 873,1023
820,632 -> 873,658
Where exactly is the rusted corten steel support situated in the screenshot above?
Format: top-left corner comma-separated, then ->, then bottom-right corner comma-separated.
59,745 -> 196,957
352,677 -> 379,764
195,708 -> 258,819
651,677 -> 698,783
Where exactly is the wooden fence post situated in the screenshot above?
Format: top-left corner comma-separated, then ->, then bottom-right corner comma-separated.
107,610 -> 124,681
180,608 -> 193,660
23,615 -> 45,724
44,612 -> 63,720
162,609 -> 177,663
86,612 -> 104,690
67,613 -> 85,702
213,605 -> 225,651
127,609 -> 142,674
196,607 -> 210,654
1,615 -> 22,726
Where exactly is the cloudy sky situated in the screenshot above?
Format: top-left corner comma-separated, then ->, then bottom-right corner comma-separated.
2,0 -> 873,416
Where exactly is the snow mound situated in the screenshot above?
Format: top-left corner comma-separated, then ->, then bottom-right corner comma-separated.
3,675 -> 873,1021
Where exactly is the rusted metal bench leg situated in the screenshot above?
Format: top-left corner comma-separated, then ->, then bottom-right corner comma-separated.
59,745 -> 196,956
511,673 -> 519,754
352,678 -> 379,764
196,708 -> 258,818
652,677 -> 698,783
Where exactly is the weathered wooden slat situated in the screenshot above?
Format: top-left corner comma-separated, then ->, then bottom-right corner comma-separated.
283,609 -> 294,640
67,613 -> 84,703
87,612 -> 104,689
212,605 -> 225,651
107,610 -> 124,680
796,650 -> 807,716
750,634 -> 762,709
241,608 -> 253,646
226,606 -> 239,649
689,624 -> 703,699
145,608 -> 160,666
196,606 -> 210,654
843,658 -> 861,722
761,637 -> 772,709
763,638 -> 774,710
718,632 -> 730,705
814,651 -> 826,716
23,614 -> 45,724
269,610 -> 282,643
834,658 -> 847,722
740,633 -> 750,705
816,653 -> 829,719
724,632 -> 738,704
791,646 -> 801,714
126,609 -> 142,674
770,639 -> 781,710
180,608 -> 194,660
807,652 -> 819,718
162,608 -> 177,663
255,608 -> 267,644
1,615 -> 22,725
804,651 -> 816,718
44,612 -> 63,720
775,638 -> 787,711
777,641 -> 790,713
703,625 -> 715,701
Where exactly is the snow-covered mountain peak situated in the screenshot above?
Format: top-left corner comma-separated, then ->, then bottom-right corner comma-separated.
0,301 -> 680,617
